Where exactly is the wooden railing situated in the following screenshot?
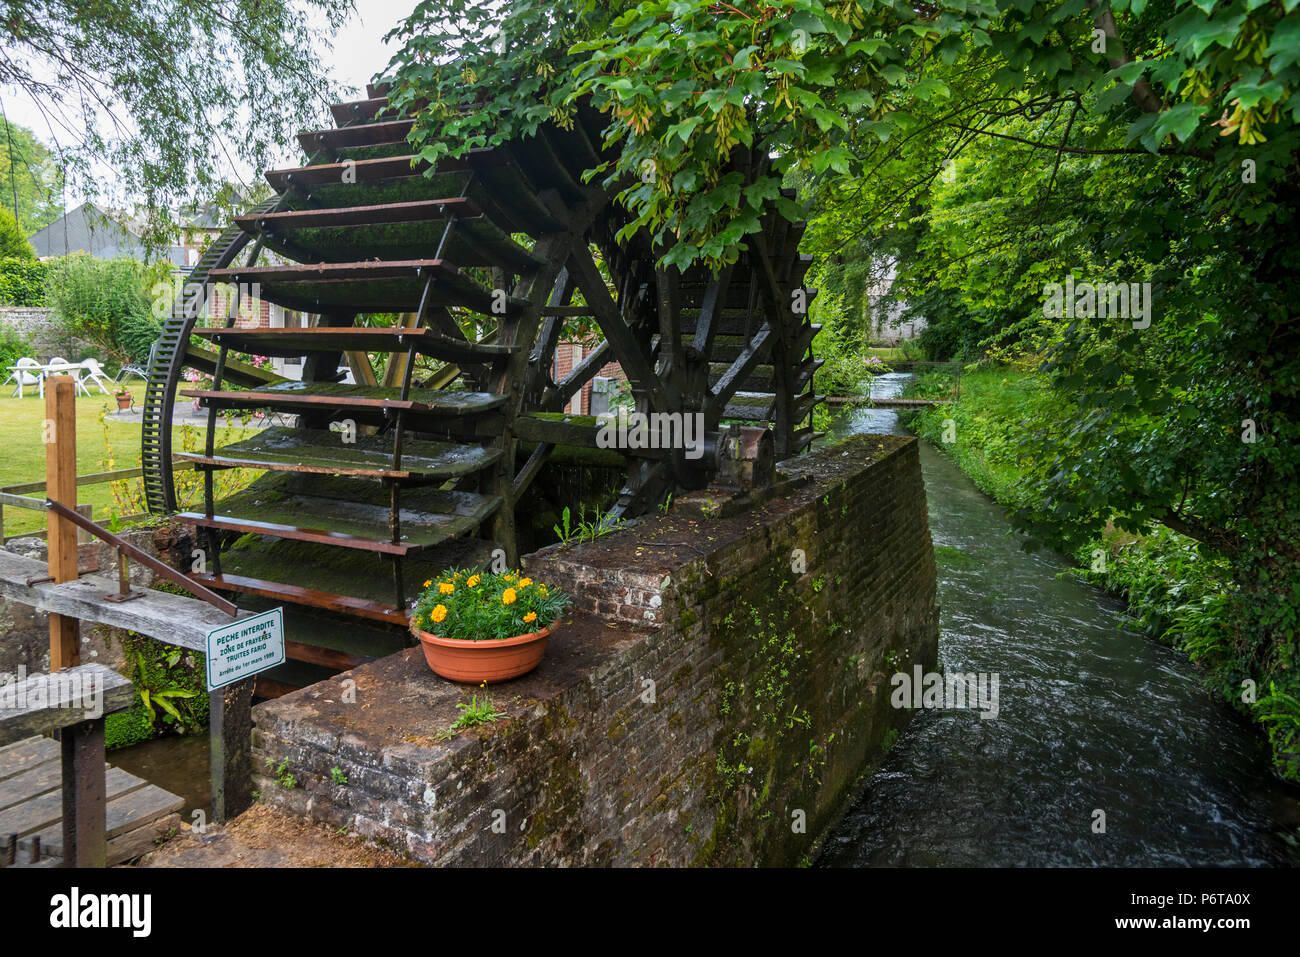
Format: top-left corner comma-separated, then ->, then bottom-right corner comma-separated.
0,460 -> 197,544
0,377 -> 255,867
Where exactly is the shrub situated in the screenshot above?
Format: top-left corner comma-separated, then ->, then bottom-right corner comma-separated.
0,208 -> 34,260
0,322 -> 31,368
44,254 -> 169,362
119,309 -> 163,364
0,257 -> 48,305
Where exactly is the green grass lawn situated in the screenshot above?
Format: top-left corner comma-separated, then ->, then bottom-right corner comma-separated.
0,380 -> 258,538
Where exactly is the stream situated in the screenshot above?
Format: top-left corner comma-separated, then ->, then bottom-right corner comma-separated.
818,372 -> 1300,866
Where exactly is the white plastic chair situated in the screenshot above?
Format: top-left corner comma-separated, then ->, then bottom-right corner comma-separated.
45,357 -> 91,397
78,358 -> 115,395
3,357 -> 42,398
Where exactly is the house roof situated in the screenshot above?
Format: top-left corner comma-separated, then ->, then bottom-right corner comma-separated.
27,201 -> 190,267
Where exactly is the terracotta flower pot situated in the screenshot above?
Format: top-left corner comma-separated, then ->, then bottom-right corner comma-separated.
410,622 -> 554,683
115,394 -> 132,410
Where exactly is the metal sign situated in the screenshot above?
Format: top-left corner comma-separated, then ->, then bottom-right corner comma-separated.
205,607 -> 285,691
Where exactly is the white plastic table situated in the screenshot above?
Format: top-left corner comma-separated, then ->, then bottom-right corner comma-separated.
5,364 -> 91,398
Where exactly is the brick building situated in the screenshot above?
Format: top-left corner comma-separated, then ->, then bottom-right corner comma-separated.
551,341 -> 626,415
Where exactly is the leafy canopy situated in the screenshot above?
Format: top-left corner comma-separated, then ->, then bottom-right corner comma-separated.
387,0 -> 1299,268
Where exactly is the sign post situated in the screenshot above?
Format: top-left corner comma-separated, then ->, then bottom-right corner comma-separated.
205,607 -> 284,822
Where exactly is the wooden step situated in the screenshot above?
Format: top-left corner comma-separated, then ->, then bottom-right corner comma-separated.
194,535 -> 494,624
266,154 -> 429,190
330,97 -> 397,126
263,150 -> 563,236
793,392 -> 825,420
682,324 -> 822,360
235,196 -> 481,230
178,473 -> 503,556
182,381 -> 506,421
298,118 -> 414,154
238,199 -> 543,271
192,327 -> 518,365
677,283 -> 818,314
183,343 -> 289,388
194,573 -> 407,626
707,356 -> 822,393
722,394 -> 776,422
208,258 -> 529,315
175,426 -> 502,479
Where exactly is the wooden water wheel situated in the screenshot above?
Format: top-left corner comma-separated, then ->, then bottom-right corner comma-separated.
140,83 -> 823,688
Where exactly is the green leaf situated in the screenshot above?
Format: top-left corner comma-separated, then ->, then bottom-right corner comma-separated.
789,11 -> 828,36
911,78 -> 951,101
1152,102 -> 1207,142
837,89 -> 875,112
879,63 -> 908,85
154,695 -> 183,722
769,59 -> 806,77
1095,81 -> 1135,112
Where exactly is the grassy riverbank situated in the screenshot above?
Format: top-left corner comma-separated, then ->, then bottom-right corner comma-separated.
902,367 -> 1299,783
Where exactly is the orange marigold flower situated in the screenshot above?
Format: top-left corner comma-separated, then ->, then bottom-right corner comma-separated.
523,611 -> 537,623
467,575 -> 481,588
518,577 -> 533,588
430,604 -> 448,624
438,582 -> 455,595
422,580 -> 432,588
502,588 -> 517,605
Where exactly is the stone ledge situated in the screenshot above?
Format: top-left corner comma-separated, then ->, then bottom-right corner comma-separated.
254,610 -> 651,776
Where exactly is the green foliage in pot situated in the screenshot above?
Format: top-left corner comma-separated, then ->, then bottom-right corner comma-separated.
411,569 -> 570,642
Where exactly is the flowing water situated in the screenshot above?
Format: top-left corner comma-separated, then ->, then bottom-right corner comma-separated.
819,373 -> 1300,866
111,734 -> 212,823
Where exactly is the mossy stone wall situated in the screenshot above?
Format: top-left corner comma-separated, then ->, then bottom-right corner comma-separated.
251,433 -> 938,865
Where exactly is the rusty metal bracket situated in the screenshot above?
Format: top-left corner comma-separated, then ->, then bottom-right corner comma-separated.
103,547 -> 144,604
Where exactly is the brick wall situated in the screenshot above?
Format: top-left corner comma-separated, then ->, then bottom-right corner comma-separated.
551,343 -> 627,414
251,433 -> 938,866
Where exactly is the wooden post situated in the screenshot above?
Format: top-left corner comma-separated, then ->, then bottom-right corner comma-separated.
45,376 -> 79,670
61,719 -> 107,867
209,677 -> 253,822
75,503 -> 93,544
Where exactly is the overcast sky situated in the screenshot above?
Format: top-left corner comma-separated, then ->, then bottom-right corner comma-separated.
318,0 -> 418,97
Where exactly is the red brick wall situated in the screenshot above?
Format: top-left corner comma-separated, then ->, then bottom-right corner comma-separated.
204,285 -> 273,330
553,342 -> 628,414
